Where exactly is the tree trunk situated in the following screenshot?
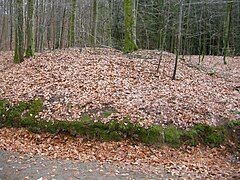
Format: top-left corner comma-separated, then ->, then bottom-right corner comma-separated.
91,0 -> 98,47
25,0 -> 34,58
0,0 -> 7,50
108,0 -> 113,47
172,0 -> 183,80
132,0 -> 138,45
9,0 -> 13,50
123,0 -> 138,53
223,1 -> 233,64
60,5 -> 67,49
68,0 -> 76,47
14,0 -> 24,63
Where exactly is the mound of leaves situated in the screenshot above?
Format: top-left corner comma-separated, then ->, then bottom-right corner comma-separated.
0,48 -> 239,128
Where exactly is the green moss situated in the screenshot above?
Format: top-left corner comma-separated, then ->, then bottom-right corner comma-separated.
182,129 -> 199,146
123,0 -> 138,53
137,125 -> 164,145
205,127 -> 226,147
0,99 -> 239,148
193,124 -> 227,147
109,131 -> 121,141
102,108 -> 116,118
81,113 -> 92,123
0,100 -> 10,122
108,120 -> 119,131
227,120 -> 240,128
193,124 -> 211,134
164,125 -> 182,147
25,49 -> 33,58
28,99 -> 43,117
70,121 -> 86,136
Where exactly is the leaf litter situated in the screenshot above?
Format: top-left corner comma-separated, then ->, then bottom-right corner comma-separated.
0,128 -> 239,179
0,48 -> 240,178
0,48 -> 239,128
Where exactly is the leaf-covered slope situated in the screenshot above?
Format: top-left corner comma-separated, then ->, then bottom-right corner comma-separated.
0,48 -> 239,127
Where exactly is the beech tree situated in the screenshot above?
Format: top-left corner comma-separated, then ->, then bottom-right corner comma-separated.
14,0 -> 24,63
25,0 -> 34,58
91,0 -> 98,47
223,1 -> 233,64
68,0 -> 76,47
0,0 -> 238,62
172,0 -> 184,80
123,0 -> 138,53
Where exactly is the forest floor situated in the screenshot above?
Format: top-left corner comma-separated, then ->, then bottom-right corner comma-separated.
0,48 -> 240,179
0,48 -> 239,128
0,128 -> 239,179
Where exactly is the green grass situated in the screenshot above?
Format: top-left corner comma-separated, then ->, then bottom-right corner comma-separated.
0,99 -> 239,148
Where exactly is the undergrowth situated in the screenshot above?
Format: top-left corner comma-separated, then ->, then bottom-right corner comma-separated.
0,99 -> 239,148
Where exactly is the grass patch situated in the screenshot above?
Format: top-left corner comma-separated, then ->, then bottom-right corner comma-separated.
0,99 -> 239,148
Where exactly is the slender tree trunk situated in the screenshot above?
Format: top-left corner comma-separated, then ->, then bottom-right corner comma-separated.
91,0 -> 98,47
32,0 -> 36,53
108,0 -> 113,47
0,0 -> 7,50
39,0 -> 46,52
223,1 -> 233,64
158,0 -> 165,51
157,0 -> 166,73
9,0 -> 13,50
14,0 -> 24,63
25,0 -> 34,58
183,0 -> 191,59
132,0 -> 138,45
34,0 -> 39,51
47,0 -> 53,49
55,4 -> 62,49
60,5 -> 67,49
172,0 -> 183,80
68,0 -> 76,47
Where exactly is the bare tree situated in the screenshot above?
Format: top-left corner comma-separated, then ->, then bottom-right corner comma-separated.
123,0 -> 138,53
25,0 -> 34,58
14,0 -> 24,63
91,0 -> 98,47
223,1 -> 233,64
172,0 -> 184,80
